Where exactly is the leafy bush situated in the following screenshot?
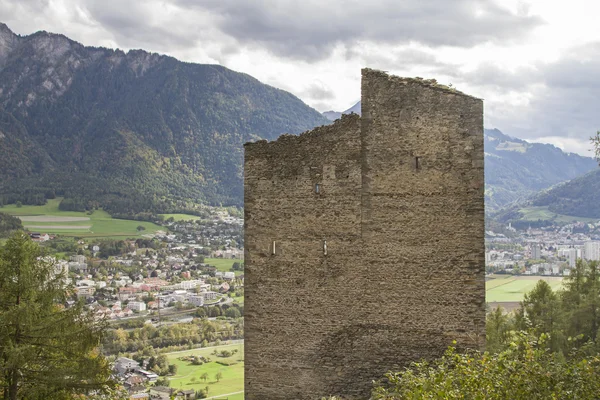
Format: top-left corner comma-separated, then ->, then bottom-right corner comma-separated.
371,333 -> 600,399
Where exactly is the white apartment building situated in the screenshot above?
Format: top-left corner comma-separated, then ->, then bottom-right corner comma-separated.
202,291 -> 218,301
584,241 -> 600,261
189,295 -> 205,307
127,301 -> 147,312
531,244 -> 541,260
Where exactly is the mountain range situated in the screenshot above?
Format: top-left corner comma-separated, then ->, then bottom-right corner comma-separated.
1,23 -> 597,218
483,129 -> 596,211
0,23 -> 328,214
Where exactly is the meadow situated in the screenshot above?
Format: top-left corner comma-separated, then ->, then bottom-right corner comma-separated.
1,199 -> 164,239
517,206 -> 598,224
166,343 -> 244,398
205,258 -> 244,277
486,275 -> 564,303
159,213 -> 203,222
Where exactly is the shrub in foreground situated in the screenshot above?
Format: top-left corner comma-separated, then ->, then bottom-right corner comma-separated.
371,333 -> 600,399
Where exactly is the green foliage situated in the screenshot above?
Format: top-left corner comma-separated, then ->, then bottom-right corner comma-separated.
0,212 -> 23,237
486,262 -> 600,356
371,333 -> 600,399
155,377 -> 170,387
529,130 -> 600,218
225,307 -> 241,319
0,232 -> 114,399
102,317 -> 243,354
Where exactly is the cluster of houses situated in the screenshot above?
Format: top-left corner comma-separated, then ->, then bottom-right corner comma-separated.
114,357 -> 194,399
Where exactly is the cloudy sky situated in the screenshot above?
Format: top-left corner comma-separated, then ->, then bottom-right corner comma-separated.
1,0 -> 599,155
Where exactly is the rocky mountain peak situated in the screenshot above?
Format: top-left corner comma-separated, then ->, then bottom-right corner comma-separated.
0,23 -> 15,37
0,23 -> 19,63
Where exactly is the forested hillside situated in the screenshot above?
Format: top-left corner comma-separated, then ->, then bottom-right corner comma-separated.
484,129 -> 596,210
531,169 -> 600,218
0,23 -> 329,214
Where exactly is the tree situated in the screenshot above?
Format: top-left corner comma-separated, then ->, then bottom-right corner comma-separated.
215,372 -> 223,382
200,372 -> 209,383
592,131 -> 600,163
137,225 -> 146,231
225,307 -> 241,319
519,280 -> 564,352
155,377 -> 170,387
0,232 -> 113,399
15,201 -> 21,208
486,306 -> 514,353
168,364 -> 178,375
562,259 -> 600,344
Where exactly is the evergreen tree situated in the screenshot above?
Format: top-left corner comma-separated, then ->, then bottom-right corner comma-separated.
0,232 -> 113,399
485,306 -> 513,353
519,280 -> 564,352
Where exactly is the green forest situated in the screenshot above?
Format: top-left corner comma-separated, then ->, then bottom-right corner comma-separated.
0,28 -> 329,215
0,212 -> 23,237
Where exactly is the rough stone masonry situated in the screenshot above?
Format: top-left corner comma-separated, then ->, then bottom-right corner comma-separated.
244,68 -> 485,399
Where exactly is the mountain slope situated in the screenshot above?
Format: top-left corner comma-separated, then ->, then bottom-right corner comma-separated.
0,23 -> 329,213
484,129 -> 596,211
322,101 -> 360,121
530,168 -> 600,218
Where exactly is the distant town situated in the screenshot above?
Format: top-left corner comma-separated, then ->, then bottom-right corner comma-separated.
486,221 -> 600,276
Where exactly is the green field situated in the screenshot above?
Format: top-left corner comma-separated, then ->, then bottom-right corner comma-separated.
205,258 -> 244,276
160,213 -> 202,222
518,206 -> 598,224
1,199 -> 164,239
486,275 -> 564,302
166,343 -> 244,398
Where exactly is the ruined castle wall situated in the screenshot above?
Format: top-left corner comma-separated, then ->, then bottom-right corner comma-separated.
244,114 -> 363,400
346,70 -> 486,393
244,69 -> 485,400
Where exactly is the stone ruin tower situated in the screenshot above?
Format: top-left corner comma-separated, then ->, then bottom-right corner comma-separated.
244,68 -> 485,399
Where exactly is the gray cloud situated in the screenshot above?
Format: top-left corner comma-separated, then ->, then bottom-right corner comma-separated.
80,0 -> 199,51
4,0 -> 596,155
301,82 -> 335,101
468,43 -> 600,153
174,0 -> 543,61
1,0 -> 543,62
453,62 -> 537,89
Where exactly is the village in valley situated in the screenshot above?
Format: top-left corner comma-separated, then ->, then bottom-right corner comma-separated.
486,218 -> 600,311
5,204 -> 247,399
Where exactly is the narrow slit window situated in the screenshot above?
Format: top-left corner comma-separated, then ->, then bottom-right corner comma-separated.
415,157 -> 421,171
323,240 -> 328,256
271,241 -> 276,255
315,183 -> 320,194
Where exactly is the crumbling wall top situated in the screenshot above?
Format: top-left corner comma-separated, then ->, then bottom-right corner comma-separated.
243,112 -> 360,149
361,68 -> 481,100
